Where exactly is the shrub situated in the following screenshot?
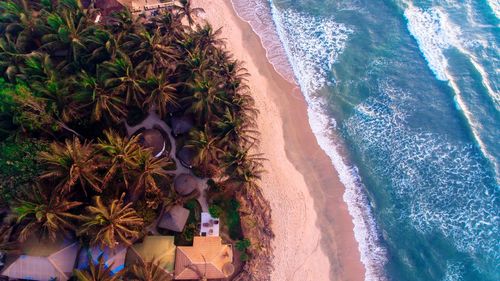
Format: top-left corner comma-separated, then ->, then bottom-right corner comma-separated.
235,238 -> 251,252
134,200 -> 158,226
240,252 -> 250,262
208,204 -> 223,218
0,138 -> 48,205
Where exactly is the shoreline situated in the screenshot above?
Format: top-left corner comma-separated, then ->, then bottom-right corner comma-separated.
193,1 -> 365,280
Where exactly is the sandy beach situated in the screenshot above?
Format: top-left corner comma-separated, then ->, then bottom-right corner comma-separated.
192,1 -> 366,280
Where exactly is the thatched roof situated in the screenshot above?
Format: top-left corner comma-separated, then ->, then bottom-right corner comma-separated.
177,147 -> 196,169
138,128 -> 167,157
77,246 -> 127,275
158,205 -> 190,232
1,237 -> 79,281
126,236 -> 176,273
171,115 -> 194,136
174,237 -> 233,280
174,173 -> 198,196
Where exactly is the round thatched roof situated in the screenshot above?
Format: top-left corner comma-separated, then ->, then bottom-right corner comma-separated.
138,129 -> 166,157
171,115 -> 194,136
177,146 -> 196,168
174,173 -> 198,196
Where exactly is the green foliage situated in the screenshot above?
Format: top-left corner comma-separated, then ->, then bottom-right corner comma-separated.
181,222 -> 197,242
235,238 -> 251,251
208,204 -> 223,218
213,198 -> 243,240
239,252 -> 250,262
175,199 -> 201,245
134,200 -> 158,226
0,0 -> 261,264
0,138 -> 48,204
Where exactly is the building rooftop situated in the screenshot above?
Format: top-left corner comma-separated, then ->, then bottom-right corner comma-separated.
158,205 -> 190,232
174,237 -> 233,280
1,237 -> 79,281
126,236 -> 176,273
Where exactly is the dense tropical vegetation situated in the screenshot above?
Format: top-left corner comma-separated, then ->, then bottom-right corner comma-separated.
0,0 -> 264,278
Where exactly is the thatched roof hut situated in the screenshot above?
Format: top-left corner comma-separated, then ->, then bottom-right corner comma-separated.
138,128 -> 169,157
126,236 -> 176,274
177,147 -> 196,169
171,115 -> 194,136
174,173 -> 199,196
158,205 -> 190,232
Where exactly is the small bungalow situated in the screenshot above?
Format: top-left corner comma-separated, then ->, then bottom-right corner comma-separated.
174,237 -> 234,280
1,237 -> 79,281
76,245 -> 127,275
174,173 -> 199,196
177,147 -> 196,169
158,205 -> 190,232
138,128 -> 170,157
126,236 -> 176,274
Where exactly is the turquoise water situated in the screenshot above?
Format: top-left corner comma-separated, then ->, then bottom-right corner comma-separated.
232,0 -> 499,280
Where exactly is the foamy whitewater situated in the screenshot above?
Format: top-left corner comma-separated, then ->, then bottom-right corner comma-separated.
231,0 -> 499,280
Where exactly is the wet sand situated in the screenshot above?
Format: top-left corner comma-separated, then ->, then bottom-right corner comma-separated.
192,1 -> 366,280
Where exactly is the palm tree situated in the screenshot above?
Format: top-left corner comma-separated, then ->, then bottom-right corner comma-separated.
128,258 -> 173,281
107,8 -> 143,35
29,62 -> 81,124
173,0 -> 205,26
12,184 -> 82,241
39,137 -> 103,194
0,0 -> 42,52
83,28 -> 123,64
101,57 -> 146,106
131,149 -> 174,200
151,9 -> 184,40
185,125 -> 221,170
183,71 -> 226,123
192,23 -> 224,49
74,70 -> 127,123
142,72 -> 178,118
40,0 -> 98,65
179,47 -> 209,81
222,144 -> 265,189
78,194 -> 144,249
122,29 -> 178,74
0,225 -> 19,254
97,130 -> 141,188
213,107 -> 258,146
0,36 -> 26,81
73,254 -> 124,281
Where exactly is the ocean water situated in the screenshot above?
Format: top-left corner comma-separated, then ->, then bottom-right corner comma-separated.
231,0 -> 500,280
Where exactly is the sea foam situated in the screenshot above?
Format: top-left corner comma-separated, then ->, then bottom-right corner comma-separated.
344,80 -> 500,277
230,0 -> 388,280
403,1 -> 500,180
269,6 -> 389,280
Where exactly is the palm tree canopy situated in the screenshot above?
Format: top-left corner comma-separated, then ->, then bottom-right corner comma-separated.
39,137 -> 103,194
78,194 -> 144,249
13,184 -> 82,241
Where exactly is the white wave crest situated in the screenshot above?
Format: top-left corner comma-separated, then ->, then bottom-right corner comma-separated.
403,2 -> 500,180
345,81 -> 500,275
269,4 -> 388,281
404,4 -> 459,81
486,0 -> 500,19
